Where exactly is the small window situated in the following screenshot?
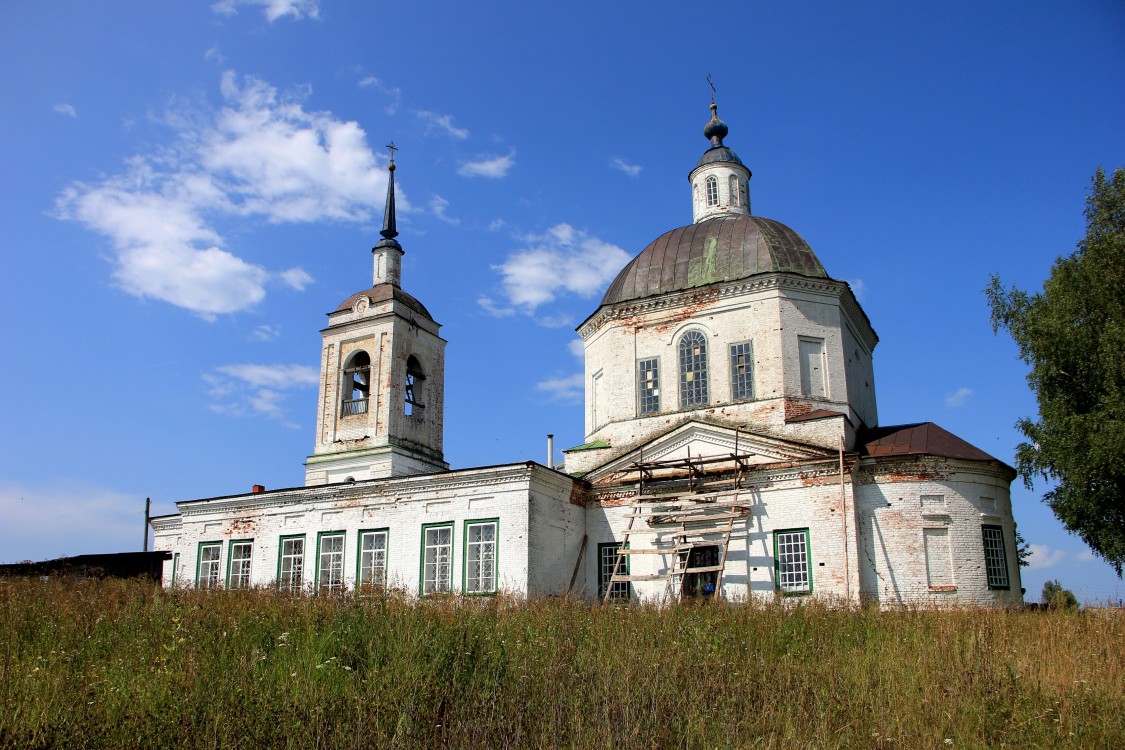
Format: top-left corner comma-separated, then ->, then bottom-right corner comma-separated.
679,331 -> 709,407
730,342 -> 754,401
227,540 -> 253,589
706,176 -> 718,206
599,542 -> 629,600
342,351 -> 371,417
317,532 -> 345,592
637,358 -> 660,415
798,337 -> 827,398
774,529 -> 812,594
278,535 -> 305,592
728,175 -> 740,207
421,523 -> 453,595
405,355 -> 425,417
357,529 -> 388,589
923,528 -> 954,589
981,525 -> 1009,590
464,519 -> 498,594
682,544 -> 720,598
197,542 -> 221,590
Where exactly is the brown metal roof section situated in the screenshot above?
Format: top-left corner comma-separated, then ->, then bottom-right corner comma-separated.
859,422 -> 1011,468
600,215 -> 828,306
335,283 -> 434,320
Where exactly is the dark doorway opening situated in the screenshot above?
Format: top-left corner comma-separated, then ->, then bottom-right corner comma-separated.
682,544 -> 720,598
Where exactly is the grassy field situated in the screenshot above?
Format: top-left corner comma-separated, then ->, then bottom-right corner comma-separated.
1,578 -> 1122,749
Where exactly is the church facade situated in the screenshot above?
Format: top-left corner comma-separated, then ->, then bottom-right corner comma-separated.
151,103 -> 1022,607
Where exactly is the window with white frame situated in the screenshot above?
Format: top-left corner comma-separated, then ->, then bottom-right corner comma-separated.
227,540 -> 253,589
706,175 -> 718,206
599,542 -> 629,600
197,542 -> 221,590
728,175 -> 740,207
981,525 -> 1009,590
318,533 -> 345,592
278,536 -> 305,592
774,529 -> 812,594
923,528 -> 954,588
358,530 -> 388,589
637,358 -> 660,415
730,341 -> 754,401
421,523 -> 453,595
464,520 -> 498,594
679,331 -> 709,407
798,337 -> 827,398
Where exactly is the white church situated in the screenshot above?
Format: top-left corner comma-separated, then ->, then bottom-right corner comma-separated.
152,101 -> 1023,607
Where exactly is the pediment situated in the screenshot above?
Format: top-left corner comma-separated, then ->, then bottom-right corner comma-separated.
584,420 -> 835,486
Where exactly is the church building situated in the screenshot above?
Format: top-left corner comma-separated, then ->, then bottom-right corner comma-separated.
151,101 -> 1022,607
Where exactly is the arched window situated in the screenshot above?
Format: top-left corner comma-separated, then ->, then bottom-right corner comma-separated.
405,355 -> 426,416
679,331 -> 709,407
705,176 -> 718,206
729,175 -> 740,207
341,351 -> 370,416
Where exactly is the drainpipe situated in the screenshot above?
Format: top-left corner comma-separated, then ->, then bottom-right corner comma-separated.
547,434 -> 555,469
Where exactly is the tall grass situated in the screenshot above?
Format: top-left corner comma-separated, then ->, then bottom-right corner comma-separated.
1,578 -> 1121,749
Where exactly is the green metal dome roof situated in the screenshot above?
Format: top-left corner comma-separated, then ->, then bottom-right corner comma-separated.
600,215 -> 827,306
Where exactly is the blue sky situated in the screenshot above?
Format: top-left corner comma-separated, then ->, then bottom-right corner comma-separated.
1,1 -> 1122,602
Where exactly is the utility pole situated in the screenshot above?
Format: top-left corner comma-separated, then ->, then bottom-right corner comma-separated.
143,497 -> 151,552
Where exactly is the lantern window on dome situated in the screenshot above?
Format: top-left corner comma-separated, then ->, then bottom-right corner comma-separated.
729,175 -> 740,207
705,176 -> 718,207
679,331 -> 709,407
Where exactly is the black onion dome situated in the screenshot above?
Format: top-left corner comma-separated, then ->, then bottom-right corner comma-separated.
600,215 -> 827,306
696,146 -> 743,168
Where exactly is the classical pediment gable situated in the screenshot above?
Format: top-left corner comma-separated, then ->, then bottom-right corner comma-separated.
584,420 -> 835,486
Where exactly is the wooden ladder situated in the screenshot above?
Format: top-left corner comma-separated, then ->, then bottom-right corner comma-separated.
660,507 -> 741,604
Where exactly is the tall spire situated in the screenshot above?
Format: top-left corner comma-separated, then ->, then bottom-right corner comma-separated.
372,143 -> 404,287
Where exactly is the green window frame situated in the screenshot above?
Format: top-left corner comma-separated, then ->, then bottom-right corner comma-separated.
463,518 -> 499,595
226,539 -> 253,589
730,341 -> 754,401
774,528 -> 812,595
637,358 -> 660,415
196,541 -> 222,590
276,534 -> 306,592
170,552 -> 180,587
420,522 -> 453,596
679,331 -> 709,407
981,525 -> 1010,590
316,531 -> 346,592
357,528 -> 389,590
598,542 -> 629,600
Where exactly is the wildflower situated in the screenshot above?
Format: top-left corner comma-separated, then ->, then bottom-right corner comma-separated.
944,740 -> 953,746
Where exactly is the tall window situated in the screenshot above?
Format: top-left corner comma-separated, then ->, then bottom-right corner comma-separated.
421,523 -> 453,595
342,351 -> 371,416
798,337 -> 827,398
774,529 -> 812,594
405,355 -> 425,417
728,175 -> 740,207
358,530 -> 388,589
923,528 -> 954,589
706,175 -> 718,206
981,525 -> 1009,590
197,543 -> 221,589
227,540 -> 253,589
730,342 -> 754,401
464,519 -> 498,594
278,535 -> 305,592
637,358 -> 660,415
599,542 -> 629,600
679,331 -> 709,407
318,532 -> 345,592
171,552 -> 180,587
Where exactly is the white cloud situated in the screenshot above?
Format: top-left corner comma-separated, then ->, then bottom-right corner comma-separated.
278,267 -> 313,290
414,110 -> 468,140
568,338 -> 585,358
357,75 -> 402,114
487,223 -> 630,317
250,324 -> 281,341
53,103 -> 77,118
945,387 -> 973,407
57,72 -> 388,318
429,194 -> 459,224
0,481 -> 146,563
536,373 -> 584,402
205,362 -> 319,425
204,47 -> 225,64
457,151 -> 515,179
610,158 -> 641,177
477,295 -> 515,318
1027,543 -> 1070,570
488,218 -> 505,231
847,278 -> 867,300
1075,548 -> 1097,563
212,0 -> 320,22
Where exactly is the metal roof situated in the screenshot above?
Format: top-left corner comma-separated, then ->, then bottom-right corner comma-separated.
859,422 -> 1013,472
335,283 -> 433,320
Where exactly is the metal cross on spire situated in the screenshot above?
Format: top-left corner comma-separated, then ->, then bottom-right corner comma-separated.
386,141 -> 398,165
707,74 -> 716,103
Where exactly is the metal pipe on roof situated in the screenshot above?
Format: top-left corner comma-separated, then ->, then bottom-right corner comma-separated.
547,434 -> 555,469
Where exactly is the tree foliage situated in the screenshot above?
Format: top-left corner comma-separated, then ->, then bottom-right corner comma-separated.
1041,579 -> 1079,610
986,168 -> 1125,576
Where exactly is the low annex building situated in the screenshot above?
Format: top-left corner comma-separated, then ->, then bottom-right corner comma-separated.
151,102 -> 1022,607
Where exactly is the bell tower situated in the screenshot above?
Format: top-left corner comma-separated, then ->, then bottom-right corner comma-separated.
305,147 -> 448,485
